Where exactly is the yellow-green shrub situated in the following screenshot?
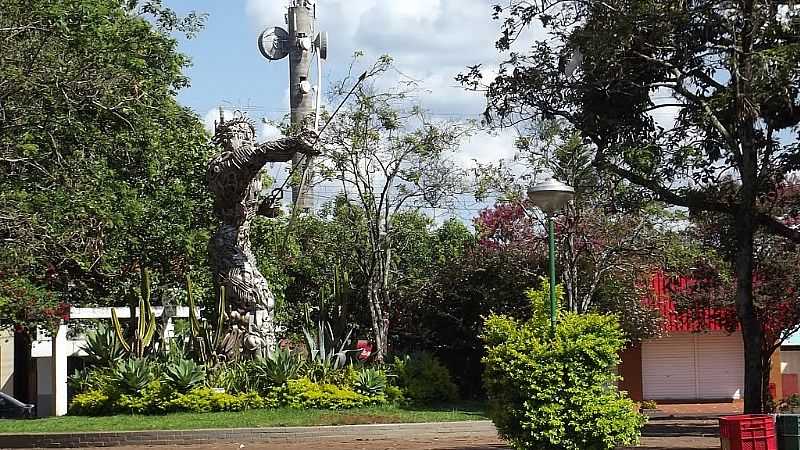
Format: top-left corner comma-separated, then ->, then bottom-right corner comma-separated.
70,389 -> 111,416
167,387 -> 265,412
114,380 -> 172,414
282,377 -> 386,410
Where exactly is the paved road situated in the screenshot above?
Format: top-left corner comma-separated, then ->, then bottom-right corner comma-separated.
75,435 -> 719,449
14,419 -> 721,449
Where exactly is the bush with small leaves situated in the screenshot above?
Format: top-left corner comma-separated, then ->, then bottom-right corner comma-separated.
282,377 -> 386,410
482,311 -> 646,450
168,387 -> 265,413
114,380 -> 172,414
393,352 -> 458,405
69,390 -> 112,416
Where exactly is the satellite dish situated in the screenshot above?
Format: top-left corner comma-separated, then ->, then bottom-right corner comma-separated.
315,31 -> 328,60
258,27 -> 289,61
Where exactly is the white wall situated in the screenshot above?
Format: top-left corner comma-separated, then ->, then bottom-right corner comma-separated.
0,329 -> 13,395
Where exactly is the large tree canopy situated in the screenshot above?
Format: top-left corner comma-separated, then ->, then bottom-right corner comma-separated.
462,0 -> 800,411
0,0 -> 213,319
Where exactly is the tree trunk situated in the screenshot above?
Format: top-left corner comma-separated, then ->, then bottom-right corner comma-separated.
367,269 -> 389,363
736,238 -> 764,413
762,354 -> 774,412
733,0 -> 763,413
734,166 -> 764,413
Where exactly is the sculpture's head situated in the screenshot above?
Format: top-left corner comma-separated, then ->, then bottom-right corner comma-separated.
213,116 -> 256,149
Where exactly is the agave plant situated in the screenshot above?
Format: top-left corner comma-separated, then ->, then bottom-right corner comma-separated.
353,368 -> 387,397
163,358 -> 206,393
82,324 -> 125,367
302,320 -> 356,369
252,348 -> 304,388
68,367 -> 113,394
112,358 -> 156,394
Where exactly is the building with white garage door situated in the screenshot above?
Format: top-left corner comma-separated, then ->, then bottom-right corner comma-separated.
618,273 -> 783,403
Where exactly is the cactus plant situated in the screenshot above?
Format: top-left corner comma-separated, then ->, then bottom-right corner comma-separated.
110,270 -> 158,358
186,275 -> 227,365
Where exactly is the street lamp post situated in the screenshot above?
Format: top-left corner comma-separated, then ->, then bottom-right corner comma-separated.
527,178 -> 575,332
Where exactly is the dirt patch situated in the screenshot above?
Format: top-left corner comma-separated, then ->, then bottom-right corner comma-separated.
314,413 -> 412,426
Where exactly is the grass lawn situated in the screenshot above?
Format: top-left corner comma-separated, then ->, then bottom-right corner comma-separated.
0,403 -> 488,434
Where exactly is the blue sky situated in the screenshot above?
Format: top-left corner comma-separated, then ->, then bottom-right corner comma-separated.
170,1 -> 516,134
166,0 -> 528,219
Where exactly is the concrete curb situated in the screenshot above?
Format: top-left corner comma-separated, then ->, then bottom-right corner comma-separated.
0,421 -> 499,449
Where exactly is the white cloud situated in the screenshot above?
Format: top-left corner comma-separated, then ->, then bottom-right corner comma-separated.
202,108 -> 234,134
457,128 -> 520,171
649,87 -> 681,131
244,0 -> 538,118
203,108 -> 285,142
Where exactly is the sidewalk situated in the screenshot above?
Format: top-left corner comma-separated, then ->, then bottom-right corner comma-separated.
1,420 -> 723,450
648,402 -> 743,419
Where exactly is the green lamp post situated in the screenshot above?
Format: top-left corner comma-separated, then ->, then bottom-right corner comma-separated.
527,177 -> 575,332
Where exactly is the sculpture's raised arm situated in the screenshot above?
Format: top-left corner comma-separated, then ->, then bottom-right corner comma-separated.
207,119 -> 318,200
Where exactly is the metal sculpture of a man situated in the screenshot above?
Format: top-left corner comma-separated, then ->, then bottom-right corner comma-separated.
207,113 -> 316,360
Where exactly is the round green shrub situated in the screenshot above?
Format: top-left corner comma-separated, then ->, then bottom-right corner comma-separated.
393,352 -> 458,405
482,312 -> 646,450
167,387 -> 265,412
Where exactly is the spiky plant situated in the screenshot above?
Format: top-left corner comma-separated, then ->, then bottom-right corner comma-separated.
354,368 -> 387,397
163,358 -> 206,393
186,275 -> 227,365
252,348 -> 304,389
302,320 -> 356,369
112,358 -> 156,394
111,270 -> 158,358
82,324 -> 125,367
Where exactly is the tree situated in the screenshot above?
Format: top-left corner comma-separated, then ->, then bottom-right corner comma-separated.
0,0 -> 213,315
410,210 -> 547,397
474,120 -> 667,339
317,56 -> 472,362
672,193 -> 800,408
462,0 -> 800,412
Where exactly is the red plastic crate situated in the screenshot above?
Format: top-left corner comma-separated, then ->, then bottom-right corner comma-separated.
719,415 -> 777,450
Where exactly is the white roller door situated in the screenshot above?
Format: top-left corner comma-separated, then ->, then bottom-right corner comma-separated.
642,332 -> 743,401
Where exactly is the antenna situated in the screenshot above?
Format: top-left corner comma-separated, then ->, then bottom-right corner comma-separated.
257,1 -> 329,213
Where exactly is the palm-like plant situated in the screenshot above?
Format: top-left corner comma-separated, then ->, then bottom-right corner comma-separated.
82,324 -> 125,367
163,358 -> 206,393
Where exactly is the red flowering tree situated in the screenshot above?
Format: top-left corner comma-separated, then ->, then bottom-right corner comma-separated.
0,276 -> 69,335
674,186 -> 800,408
472,120 -> 668,339
474,198 -> 665,340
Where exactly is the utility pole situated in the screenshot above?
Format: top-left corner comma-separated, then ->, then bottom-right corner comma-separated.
258,0 -> 327,213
